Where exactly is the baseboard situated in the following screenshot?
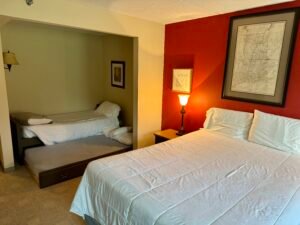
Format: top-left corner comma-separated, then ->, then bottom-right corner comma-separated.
4,166 -> 15,172
0,161 -> 15,172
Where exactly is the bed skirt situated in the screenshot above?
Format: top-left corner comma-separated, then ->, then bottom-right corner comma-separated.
84,215 -> 102,225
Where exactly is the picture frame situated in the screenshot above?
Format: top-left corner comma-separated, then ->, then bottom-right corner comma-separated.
111,61 -> 125,89
222,9 -> 299,106
172,69 -> 193,93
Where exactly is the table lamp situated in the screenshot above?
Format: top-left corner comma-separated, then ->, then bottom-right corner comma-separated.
177,94 -> 190,136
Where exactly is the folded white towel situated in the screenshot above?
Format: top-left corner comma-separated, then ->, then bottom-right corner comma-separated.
28,118 -> 53,125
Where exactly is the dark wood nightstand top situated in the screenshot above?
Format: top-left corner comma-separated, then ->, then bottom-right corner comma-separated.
154,129 -> 178,144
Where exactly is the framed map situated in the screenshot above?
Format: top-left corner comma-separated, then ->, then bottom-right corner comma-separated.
172,69 -> 193,93
222,9 -> 299,106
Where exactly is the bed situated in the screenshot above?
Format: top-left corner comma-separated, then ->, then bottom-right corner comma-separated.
10,102 -> 121,164
22,110 -> 118,140
25,135 -> 131,188
70,108 -> 300,225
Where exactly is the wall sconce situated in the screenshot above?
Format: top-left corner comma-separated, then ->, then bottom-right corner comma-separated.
177,94 -> 190,136
3,51 -> 19,71
26,0 -> 34,6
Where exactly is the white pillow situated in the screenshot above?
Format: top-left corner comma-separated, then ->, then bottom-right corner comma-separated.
95,101 -> 121,118
104,126 -> 133,145
248,110 -> 300,154
111,127 -> 132,137
114,132 -> 133,146
103,125 -> 119,137
203,107 -> 253,139
104,126 -> 132,139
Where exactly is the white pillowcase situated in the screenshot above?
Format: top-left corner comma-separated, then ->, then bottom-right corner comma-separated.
248,110 -> 300,154
104,126 -> 132,139
103,126 -> 133,146
203,107 -> 253,139
95,101 -> 121,118
115,132 -> 133,146
103,125 -> 119,137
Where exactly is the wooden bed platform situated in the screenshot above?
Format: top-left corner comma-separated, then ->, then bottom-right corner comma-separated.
25,135 -> 131,188
10,117 -> 44,164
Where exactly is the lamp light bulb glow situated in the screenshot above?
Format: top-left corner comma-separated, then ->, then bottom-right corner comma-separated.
178,94 -> 190,106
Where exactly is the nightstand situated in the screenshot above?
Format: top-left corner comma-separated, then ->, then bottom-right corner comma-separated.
154,129 -> 178,144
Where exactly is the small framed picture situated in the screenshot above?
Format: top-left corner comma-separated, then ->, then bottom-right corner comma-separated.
111,61 -> 125,88
172,69 -> 193,93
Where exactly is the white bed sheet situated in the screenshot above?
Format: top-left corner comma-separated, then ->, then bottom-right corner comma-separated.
23,111 -> 119,145
47,110 -> 105,123
22,110 -> 106,138
70,129 -> 300,225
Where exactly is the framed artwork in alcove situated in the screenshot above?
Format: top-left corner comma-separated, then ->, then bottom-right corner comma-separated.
222,8 -> 299,106
111,61 -> 125,88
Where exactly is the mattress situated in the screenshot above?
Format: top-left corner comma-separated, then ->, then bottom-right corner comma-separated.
70,129 -> 300,225
25,135 -> 130,177
23,110 -> 110,138
22,111 -> 119,145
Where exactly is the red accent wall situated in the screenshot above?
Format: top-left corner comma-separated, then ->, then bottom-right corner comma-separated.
162,1 -> 300,132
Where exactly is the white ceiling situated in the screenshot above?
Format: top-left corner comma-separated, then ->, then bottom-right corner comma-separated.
80,0 -> 294,24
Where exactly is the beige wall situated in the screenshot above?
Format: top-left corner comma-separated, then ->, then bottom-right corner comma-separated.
2,21 -> 105,114
0,0 -> 164,169
103,35 -> 133,126
1,21 -> 134,126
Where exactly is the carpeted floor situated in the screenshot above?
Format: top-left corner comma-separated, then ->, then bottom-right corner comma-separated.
0,166 -> 85,225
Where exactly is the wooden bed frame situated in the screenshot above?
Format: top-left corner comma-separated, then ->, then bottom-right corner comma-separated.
10,117 -> 44,164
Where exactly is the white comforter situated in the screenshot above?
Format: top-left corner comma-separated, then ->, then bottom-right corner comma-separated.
70,130 -> 300,225
23,111 -> 119,145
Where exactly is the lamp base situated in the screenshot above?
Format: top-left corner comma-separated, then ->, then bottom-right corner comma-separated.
176,129 -> 185,136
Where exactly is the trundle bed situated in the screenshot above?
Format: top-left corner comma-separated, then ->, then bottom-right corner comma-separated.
25,135 -> 131,188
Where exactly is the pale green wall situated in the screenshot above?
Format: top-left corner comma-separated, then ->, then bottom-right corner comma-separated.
1,21 -> 134,126
1,21 -> 105,115
0,1 -> 164,169
103,35 -> 133,126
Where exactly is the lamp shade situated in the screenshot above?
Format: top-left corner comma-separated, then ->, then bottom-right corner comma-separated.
3,52 -> 19,65
178,94 -> 190,106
